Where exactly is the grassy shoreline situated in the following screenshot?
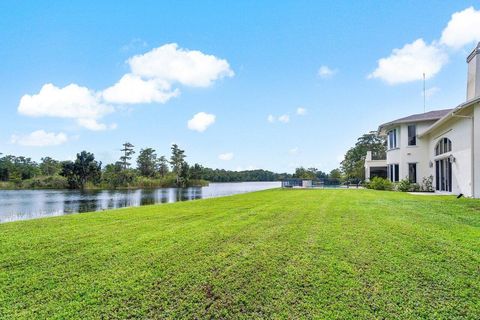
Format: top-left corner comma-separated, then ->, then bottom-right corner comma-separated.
1,189 -> 479,319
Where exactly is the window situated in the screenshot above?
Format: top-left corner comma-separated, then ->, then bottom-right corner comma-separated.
387,129 -> 398,150
408,163 -> 417,183
435,138 -> 452,156
388,164 -> 400,182
408,125 -> 416,146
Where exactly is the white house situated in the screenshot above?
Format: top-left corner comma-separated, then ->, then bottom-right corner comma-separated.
365,42 -> 480,197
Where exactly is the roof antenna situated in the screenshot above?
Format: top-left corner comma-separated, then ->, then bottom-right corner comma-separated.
423,72 -> 426,113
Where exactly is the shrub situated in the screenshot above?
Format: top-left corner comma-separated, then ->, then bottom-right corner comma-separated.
397,178 -> 411,192
421,175 -> 434,192
366,177 -> 393,191
396,178 -> 421,192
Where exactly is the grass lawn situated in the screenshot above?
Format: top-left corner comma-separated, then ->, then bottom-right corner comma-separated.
0,189 -> 479,319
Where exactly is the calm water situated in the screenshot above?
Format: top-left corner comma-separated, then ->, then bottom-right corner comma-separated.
0,182 -> 281,223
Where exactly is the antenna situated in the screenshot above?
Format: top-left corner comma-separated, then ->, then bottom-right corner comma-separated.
423,73 -> 426,113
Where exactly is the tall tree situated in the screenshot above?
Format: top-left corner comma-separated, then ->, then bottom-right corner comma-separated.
119,142 -> 135,169
170,144 -> 186,186
340,132 -> 386,180
39,157 -> 61,176
137,148 -> 157,177
60,151 -> 102,190
189,163 -> 203,180
157,156 -> 169,177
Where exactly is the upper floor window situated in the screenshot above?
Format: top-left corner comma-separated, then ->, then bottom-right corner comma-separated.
435,137 -> 452,156
408,125 -> 416,146
387,129 -> 398,150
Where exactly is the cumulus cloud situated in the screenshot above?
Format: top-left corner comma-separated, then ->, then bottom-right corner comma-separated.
218,152 -> 234,161
128,43 -> 234,87
102,74 -> 180,104
368,39 -> 448,85
440,7 -> 480,49
318,65 -> 337,78
17,44 -> 233,132
278,114 -> 290,123
11,130 -> 68,147
18,83 -> 112,119
369,7 -> 480,85
267,114 -> 275,123
296,107 -> 307,115
187,112 -> 216,132
17,83 -> 115,131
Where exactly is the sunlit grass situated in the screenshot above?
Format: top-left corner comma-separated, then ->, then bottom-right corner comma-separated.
0,189 -> 479,319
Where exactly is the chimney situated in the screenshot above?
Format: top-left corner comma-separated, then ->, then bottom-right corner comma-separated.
467,42 -> 480,101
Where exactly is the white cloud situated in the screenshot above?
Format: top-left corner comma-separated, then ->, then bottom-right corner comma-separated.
102,74 -> 180,104
17,83 -> 115,131
368,39 -> 448,84
187,112 -> 216,132
318,65 -> 337,78
17,44 -> 234,133
18,83 -> 112,119
128,43 -> 234,87
267,114 -> 275,123
296,107 -> 307,115
278,114 -> 290,123
11,130 -> 68,147
218,152 -> 234,161
440,7 -> 480,49
424,86 -> 440,99
289,147 -> 299,155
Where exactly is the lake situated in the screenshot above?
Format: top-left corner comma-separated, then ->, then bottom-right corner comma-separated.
0,181 -> 281,223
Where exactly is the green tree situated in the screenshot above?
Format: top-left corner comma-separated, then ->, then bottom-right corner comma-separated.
120,142 -> 135,169
340,132 -> 386,180
60,151 -> 102,190
178,162 -> 190,187
170,144 -> 187,186
157,156 -> 169,178
39,157 -> 61,176
329,168 -> 342,180
189,163 -> 203,180
137,148 -> 157,177
102,163 -> 135,188
294,167 -> 316,179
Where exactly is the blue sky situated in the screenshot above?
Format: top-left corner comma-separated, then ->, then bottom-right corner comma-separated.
1,1 -> 480,172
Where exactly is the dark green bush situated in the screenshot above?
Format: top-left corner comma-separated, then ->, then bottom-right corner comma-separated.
365,177 -> 394,191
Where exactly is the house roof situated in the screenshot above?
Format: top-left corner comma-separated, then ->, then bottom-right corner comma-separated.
418,96 -> 480,138
378,109 -> 453,133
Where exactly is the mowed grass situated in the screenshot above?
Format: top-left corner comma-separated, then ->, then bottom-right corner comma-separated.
0,189 -> 479,319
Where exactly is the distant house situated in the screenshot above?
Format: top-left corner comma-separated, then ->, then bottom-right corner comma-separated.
365,42 -> 480,197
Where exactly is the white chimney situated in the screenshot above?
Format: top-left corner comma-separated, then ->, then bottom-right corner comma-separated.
467,42 -> 480,101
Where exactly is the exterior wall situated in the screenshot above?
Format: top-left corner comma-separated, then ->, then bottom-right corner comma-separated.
425,113 -> 473,196
385,121 -> 436,183
473,103 -> 480,197
364,151 -> 386,181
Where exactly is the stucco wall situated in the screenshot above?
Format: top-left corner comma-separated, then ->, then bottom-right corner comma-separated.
386,121 -> 436,183
425,112 -> 473,197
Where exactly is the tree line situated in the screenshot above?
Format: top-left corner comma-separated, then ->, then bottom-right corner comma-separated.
0,143 -> 290,190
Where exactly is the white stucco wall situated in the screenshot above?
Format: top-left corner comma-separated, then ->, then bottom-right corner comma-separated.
473,103 -> 480,197
385,121 -> 436,183
424,112 -> 473,197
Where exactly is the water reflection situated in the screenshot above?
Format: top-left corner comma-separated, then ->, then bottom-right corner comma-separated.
0,182 -> 280,223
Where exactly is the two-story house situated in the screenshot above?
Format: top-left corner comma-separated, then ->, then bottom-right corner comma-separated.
365,42 -> 480,197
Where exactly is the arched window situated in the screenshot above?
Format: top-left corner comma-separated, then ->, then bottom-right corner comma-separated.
435,138 -> 452,156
